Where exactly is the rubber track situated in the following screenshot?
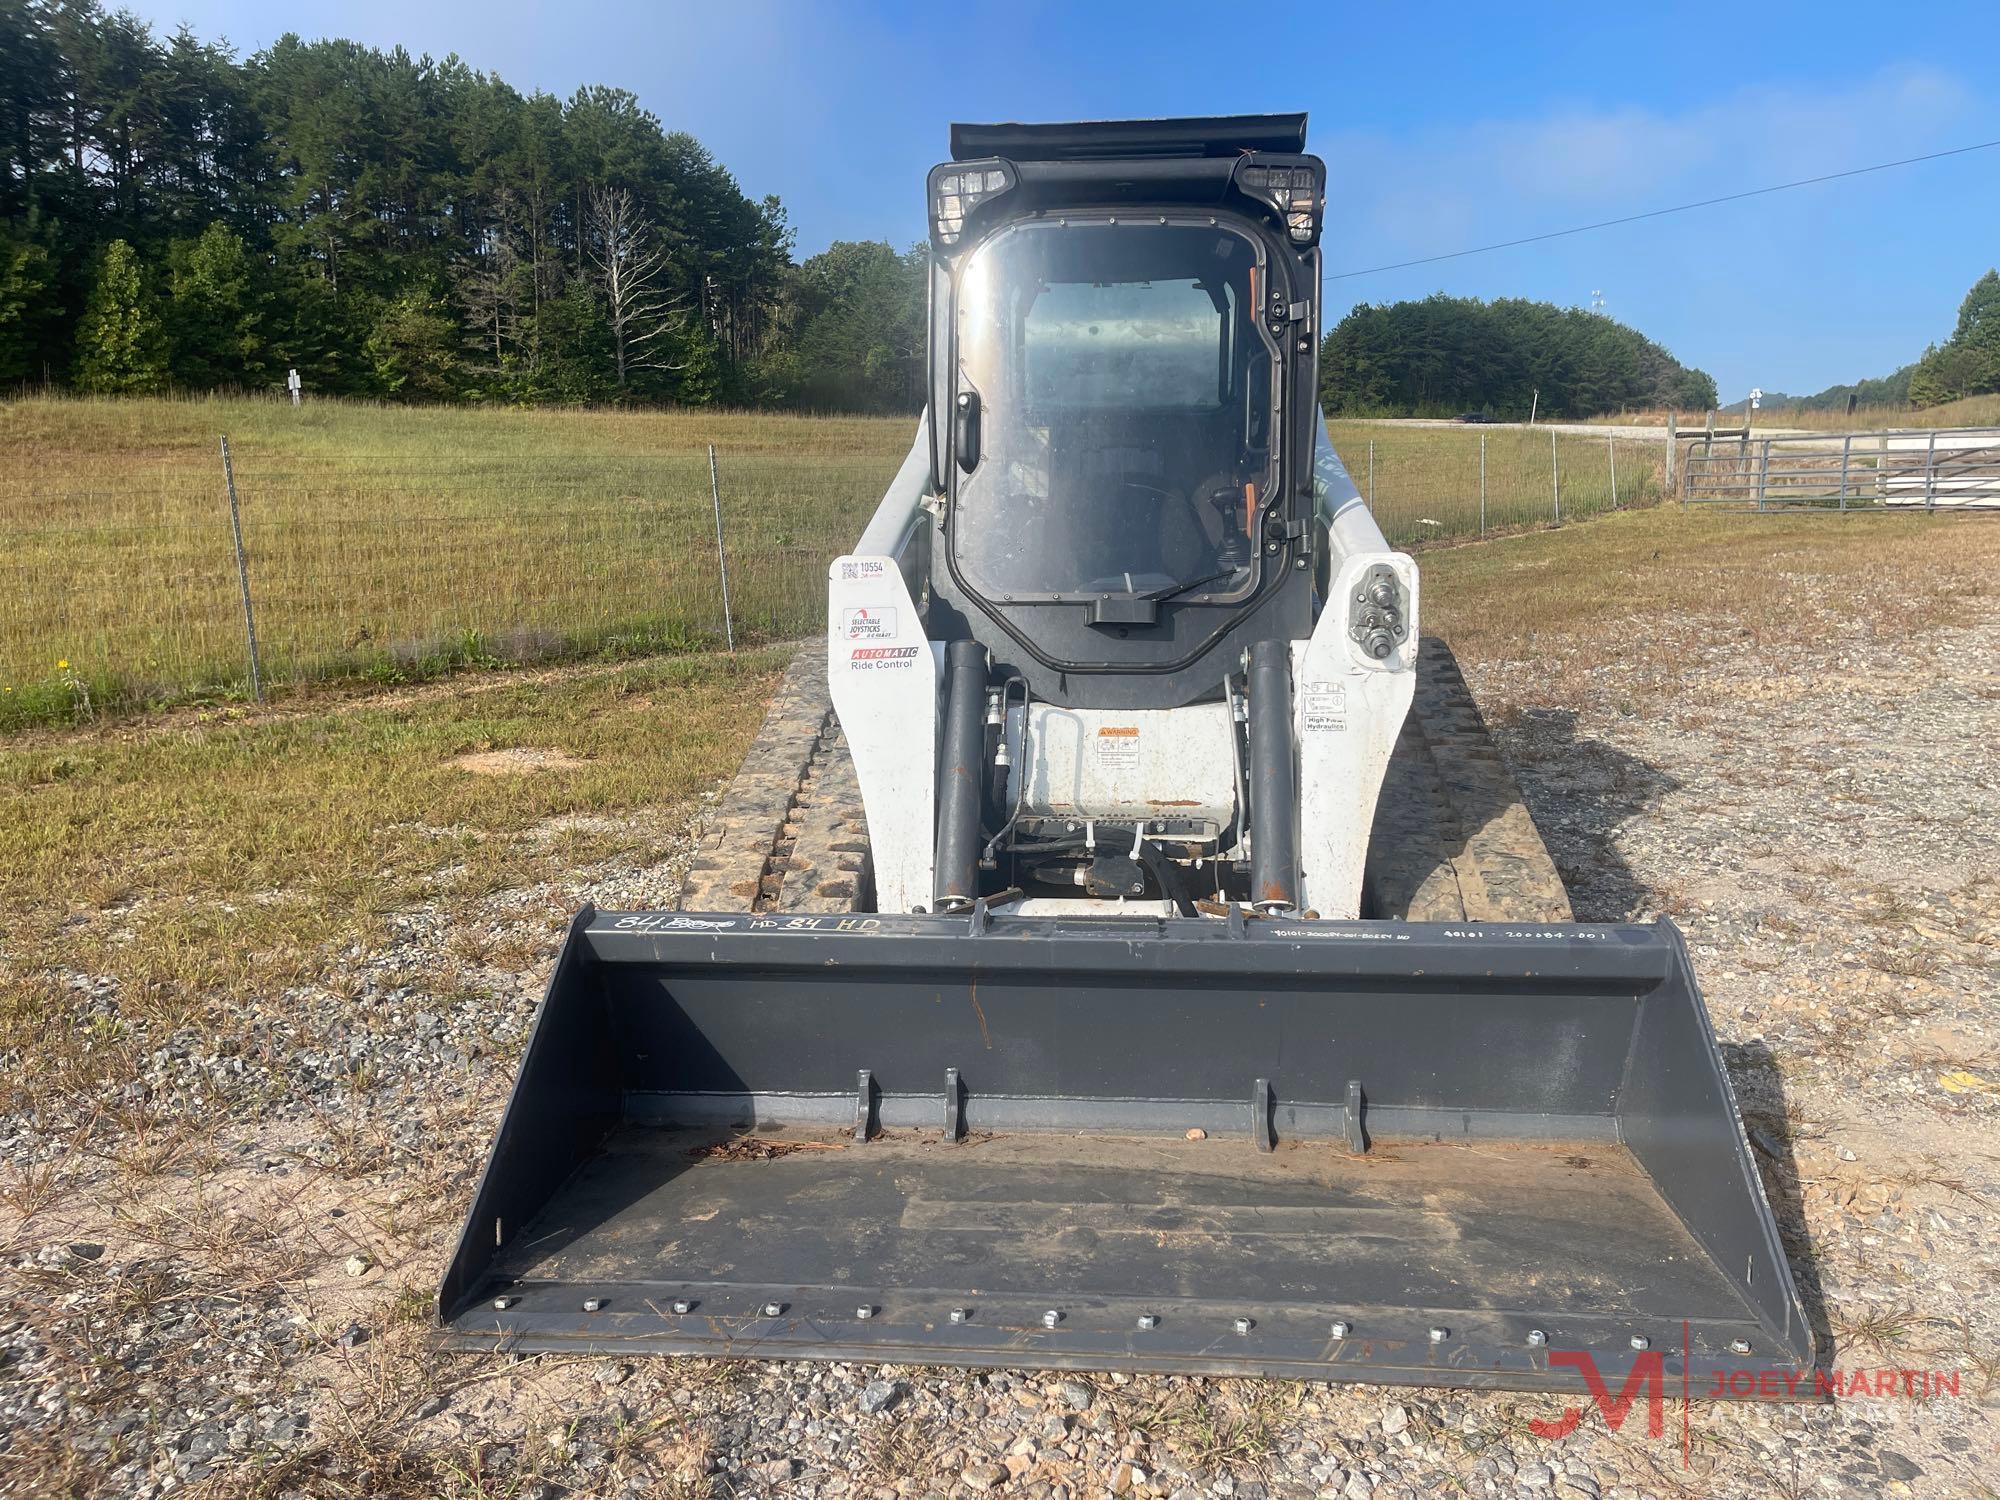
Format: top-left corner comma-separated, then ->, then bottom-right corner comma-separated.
678,642 -> 872,914
1363,637 -> 1573,923
680,636 -> 1568,924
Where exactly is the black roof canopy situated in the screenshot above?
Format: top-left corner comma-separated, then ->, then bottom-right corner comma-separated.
951,114 -> 1307,163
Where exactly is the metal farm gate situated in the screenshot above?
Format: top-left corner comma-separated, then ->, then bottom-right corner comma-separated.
1679,426 -> 2000,511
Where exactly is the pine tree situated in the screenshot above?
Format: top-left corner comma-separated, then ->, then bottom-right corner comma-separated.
1910,270 -> 2000,407
0,230 -> 56,383
74,238 -> 168,392
167,221 -> 263,387
364,286 -> 461,400
1951,270 -> 2000,397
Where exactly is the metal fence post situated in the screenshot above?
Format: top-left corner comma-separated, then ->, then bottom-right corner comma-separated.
1837,434 -> 1852,512
1666,412 -> 1676,491
1550,429 -> 1561,522
219,435 -> 263,702
1367,439 -> 1375,507
1756,438 -> 1771,511
1607,433 -> 1618,508
1479,433 -> 1487,536
707,443 -> 737,651
1925,430 -> 1938,512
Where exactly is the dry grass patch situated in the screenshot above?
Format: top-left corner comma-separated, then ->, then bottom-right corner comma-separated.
0,647 -> 784,1151
1417,505 -> 2000,709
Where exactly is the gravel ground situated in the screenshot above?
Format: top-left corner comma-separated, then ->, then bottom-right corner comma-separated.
2,587 -> 1995,1496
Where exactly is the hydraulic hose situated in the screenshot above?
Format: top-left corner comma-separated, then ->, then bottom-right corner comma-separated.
1247,638 -> 1298,914
933,639 -> 989,912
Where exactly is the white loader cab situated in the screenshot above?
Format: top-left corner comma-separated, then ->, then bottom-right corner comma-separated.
827,115 -> 1415,919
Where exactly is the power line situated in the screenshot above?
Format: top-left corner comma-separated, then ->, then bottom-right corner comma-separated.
1326,137 -> 2000,281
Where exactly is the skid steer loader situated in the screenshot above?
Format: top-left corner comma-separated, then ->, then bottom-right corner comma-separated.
440,115 -> 1812,1394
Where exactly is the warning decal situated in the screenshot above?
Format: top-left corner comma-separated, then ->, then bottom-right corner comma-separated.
842,606 -> 896,640
1094,725 -> 1141,771
1302,682 -> 1347,733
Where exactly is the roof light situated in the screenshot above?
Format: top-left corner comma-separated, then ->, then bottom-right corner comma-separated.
930,158 -> 1015,249
1232,155 -> 1325,246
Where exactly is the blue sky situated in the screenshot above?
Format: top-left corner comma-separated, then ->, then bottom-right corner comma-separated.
122,0 -> 2000,400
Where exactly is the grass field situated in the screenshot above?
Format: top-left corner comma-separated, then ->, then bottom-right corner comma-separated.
1586,391 -> 2000,432
4,396 -> 1657,726
1,397 -> 903,724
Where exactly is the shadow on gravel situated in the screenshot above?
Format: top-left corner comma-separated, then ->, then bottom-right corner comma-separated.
1722,1039 -> 1837,1368
1503,708 -> 1681,922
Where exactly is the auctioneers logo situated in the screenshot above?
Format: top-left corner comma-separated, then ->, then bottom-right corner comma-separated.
1530,1335 -> 1965,1462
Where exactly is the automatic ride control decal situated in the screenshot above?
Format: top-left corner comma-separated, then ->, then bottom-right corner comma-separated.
849,645 -> 921,671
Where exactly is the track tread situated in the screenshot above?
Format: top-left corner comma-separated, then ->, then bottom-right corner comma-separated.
677,643 -> 834,912
1365,638 -> 1573,923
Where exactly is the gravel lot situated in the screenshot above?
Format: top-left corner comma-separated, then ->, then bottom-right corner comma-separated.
2,537 -> 1995,1497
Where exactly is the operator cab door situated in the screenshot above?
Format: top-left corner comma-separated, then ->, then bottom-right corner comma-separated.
942,216 -> 1295,690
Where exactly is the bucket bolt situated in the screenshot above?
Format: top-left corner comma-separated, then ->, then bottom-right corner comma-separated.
1526,1329 -> 1547,1347
1429,1327 -> 1449,1344
949,1308 -> 970,1324
1330,1320 -> 1351,1340
761,1301 -> 785,1318
856,1305 -> 875,1320
670,1298 -> 693,1315
491,1295 -> 515,1311
1630,1334 -> 1650,1351
1730,1338 -> 1752,1355
581,1297 -> 605,1313
1136,1314 -> 1160,1331
1042,1310 -> 1062,1328
1233,1317 -> 1254,1335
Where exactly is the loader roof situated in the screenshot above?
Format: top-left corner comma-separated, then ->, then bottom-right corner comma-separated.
950,113 -> 1307,163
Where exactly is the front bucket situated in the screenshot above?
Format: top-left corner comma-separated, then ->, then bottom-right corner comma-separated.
439,908 -> 1813,1395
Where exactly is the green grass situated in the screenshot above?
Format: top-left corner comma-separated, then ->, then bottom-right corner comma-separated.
2,398 -> 1658,727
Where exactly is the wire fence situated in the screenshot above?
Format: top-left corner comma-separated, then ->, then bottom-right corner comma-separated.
1,442 -> 870,729
2,421 -> 1667,730
1327,422 -> 1669,548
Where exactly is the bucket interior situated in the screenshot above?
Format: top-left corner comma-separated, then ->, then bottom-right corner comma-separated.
439,911 -> 1812,1390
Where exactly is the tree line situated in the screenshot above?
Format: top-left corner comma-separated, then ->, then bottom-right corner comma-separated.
1908,270 -> 2000,408
1318,293 -> 1718,419
0,0 -> 927,410
1722,269 -> 1999,416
